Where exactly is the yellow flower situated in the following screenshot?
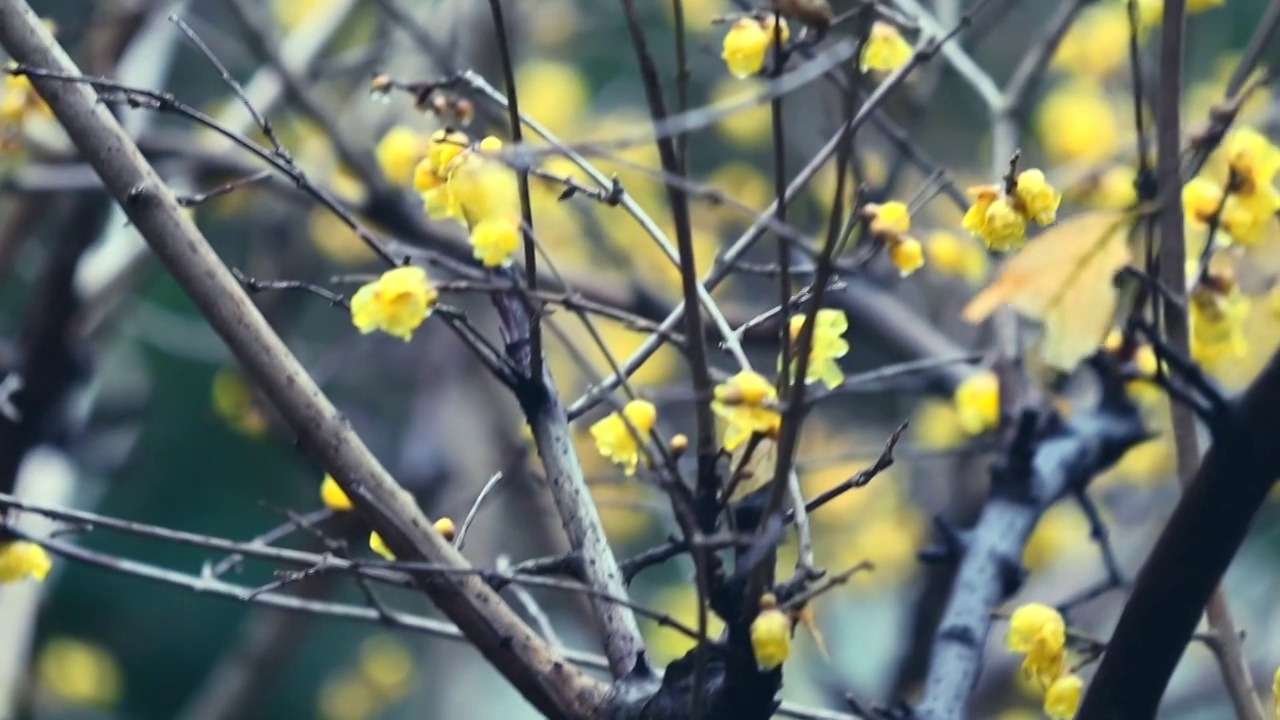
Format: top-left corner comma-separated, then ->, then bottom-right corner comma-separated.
1006,603 -> 1066,654
721,16 -> 788,79
867,201 -> 911,237
750,594 -> 791,671
350,266 -> 438,341
1051,5 -> 1129,78
1190,280 -> 1250,367
413,130 -> 471,220
1182,177 -> 1224,225
860,21 -> 913,73
0,540 -> 51,583
374,126 -> 426,187
786,309 -> 850,389
307,208 -> 377,266
889,236 -> 925,277
1044,674 -> 1084,720
36,638 -> 123,708
358,635 -> 414,701
433,517 -> 456,542
468,217 -> 521,268
1022,645 -> 1066,689
369,532 -> 395,561
211,368 -> 268,438
320,474 -> 354,511
1271,663 -> 1280,713
1013,169 -> 1061,226
712,370 -> 781,451
1093,166 -> 1139,209
710,78 -> 772,148
0,73 -> 50,129
926,231 -> 987,283
954,371 -> 1000,435
514,60 -> 590,135
1036,81 -> 1122,165
589,399 -> 659,476
963,186 -> 1027,252
643,584 -> 726,664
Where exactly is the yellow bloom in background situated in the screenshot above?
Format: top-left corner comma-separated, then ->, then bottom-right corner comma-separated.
868,201 -> 912,237
369,532 -> 395,561
1023,504 -> 1091,571
1043,674 -> 1084,720
786,309 -> 850,389
0,540 -> 51,583
963,186 -> 1027,251
1006,603 -> 1066,654
350,266 -> 438,341
319,673 -> 377,720
860,21 -> 913,73
358,635 -> 414,701
1036,81 -> 1122,165
721,16 -> 788,79
707,162 -> 772,217
1190,281 -> 1250,366
320,474 -> 354,511
36,638 -> 123,708
709,77 -> 773,148
374,126 -> 426,187
643,584 -> 726,664
514,60 -> 590,136
307,208 -> 377,266
889,236 -> 925,277
712,370 -> 782,451
1013,170 -> 1061,225
1051,5 -> 1129,78
1093,166 -> 1139,209
1271,664 -> 1280,714
1139,0 -> 1224,27
926,231 -> 987,284
750,594 -> 792,671
468,217 -> 522,268
589,399 -> 659,476
912,399 -> 966,450
954,371 -> 1000,435
211,368 -> 268,438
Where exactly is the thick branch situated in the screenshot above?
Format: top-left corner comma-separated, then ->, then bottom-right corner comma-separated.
915,365 -> 1145,720
0,6 -> 605,718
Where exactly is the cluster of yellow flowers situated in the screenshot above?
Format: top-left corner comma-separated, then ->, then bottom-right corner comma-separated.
1189,273 -> 1250,367
866,201 -> 925,277
859,21 -> 913,74
1006,603 -> 1084,720
953,370 -> 1000,435
0,72 -> 50,153
712,369 -> 782,451
350,265 -> 439,342
377,126 -> 524,269
749,592 -> 792,671
318,475 -> 455,559
963,169 -> 1061,252
720,14 -> 790,79
783,308 -> 850,389
1183,128 -> 1280,248
0,539 -> 51,583
589,399 -> 658,476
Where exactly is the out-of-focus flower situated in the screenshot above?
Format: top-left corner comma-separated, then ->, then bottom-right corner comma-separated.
785,309 -> 850,389
750,593 -> 792,671
721,15 -> 789,78
1052,5 -> 1129,78
211,368 -> 268,438
926,231 -> 987,283
350,266 -> 438,341
1036,81 -> 1123,165
954,371 -> 1000,435
358,635 -> 414,701
320,474 -> 354,511
1190,276 -> 1250,367
589,399 -> 659,476
515,60 -> 590,135
709,78 -> 773,148
712,370 -> 781,450
860,21 -> 912,73
37,638 -> 123,707
0,540 -> 50,583
374,126 -> 427,187
1043,674 -> 1084,720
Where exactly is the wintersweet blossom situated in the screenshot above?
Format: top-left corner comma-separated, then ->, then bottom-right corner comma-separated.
350,266 -> 438,341
711,370 -> 781,451
721,15 -> 789,79
785,309 -> 850,389
589,399 -> 659,476
750,593 -> 791,671
1044,674 -> 1084,720
860,21 -> 912,73
0,540 -> 51,583
320,474 -> 354,511
954,371 -> 1000,435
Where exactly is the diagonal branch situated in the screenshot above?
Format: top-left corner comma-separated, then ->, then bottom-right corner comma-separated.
0,5 -> 606,718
